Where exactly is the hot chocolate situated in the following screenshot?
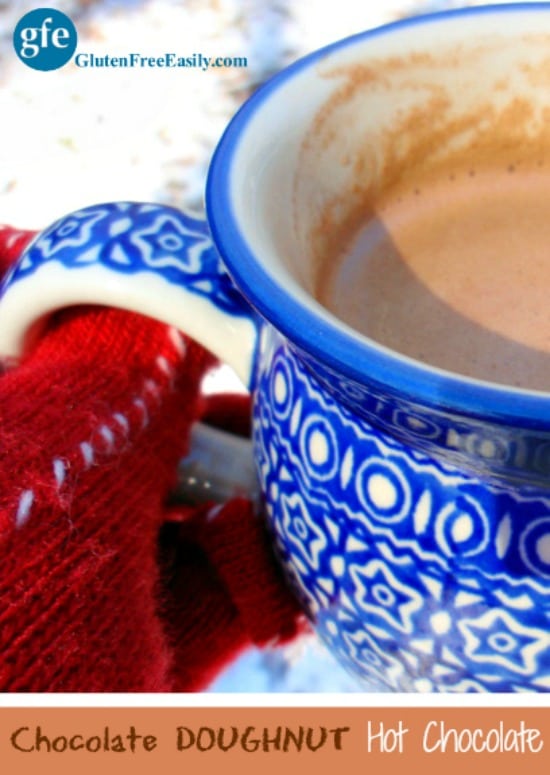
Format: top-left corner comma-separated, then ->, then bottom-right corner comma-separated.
316,160 -> 550,391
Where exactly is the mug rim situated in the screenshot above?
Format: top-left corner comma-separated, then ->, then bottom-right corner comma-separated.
206,2 -> 550,426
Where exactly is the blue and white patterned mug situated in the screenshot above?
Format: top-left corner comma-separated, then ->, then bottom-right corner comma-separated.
1,5 -> 549,692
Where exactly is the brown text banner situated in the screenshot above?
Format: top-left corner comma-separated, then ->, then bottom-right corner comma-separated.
0,706 -> 547,775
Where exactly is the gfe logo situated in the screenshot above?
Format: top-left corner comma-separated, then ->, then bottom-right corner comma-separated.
13,8 -> 77,71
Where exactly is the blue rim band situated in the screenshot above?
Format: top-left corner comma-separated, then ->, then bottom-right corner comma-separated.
206,3 -> 550,428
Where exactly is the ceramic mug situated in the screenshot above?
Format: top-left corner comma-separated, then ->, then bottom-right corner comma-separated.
1,5 -> 549,693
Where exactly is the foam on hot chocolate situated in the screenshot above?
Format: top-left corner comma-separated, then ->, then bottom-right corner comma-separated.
316,161 -> 550,390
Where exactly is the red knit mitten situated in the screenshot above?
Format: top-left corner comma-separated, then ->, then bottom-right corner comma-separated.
0,225 -> 306,692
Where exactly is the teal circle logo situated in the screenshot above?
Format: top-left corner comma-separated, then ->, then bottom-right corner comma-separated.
13,8 -> 77,71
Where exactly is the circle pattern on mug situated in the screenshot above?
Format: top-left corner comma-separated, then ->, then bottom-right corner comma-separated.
356,459 -> 411,523
270,356 -> 294,420
299,415 -> 339,481
434,497 -> 490,557
520,517 -> 550,579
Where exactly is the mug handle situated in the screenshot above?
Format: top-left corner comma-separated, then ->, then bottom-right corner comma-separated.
0,201 -> 261,389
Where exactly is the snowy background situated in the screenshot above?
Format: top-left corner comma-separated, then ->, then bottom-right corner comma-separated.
1,0 -> 545,692
1,0 -> 530,228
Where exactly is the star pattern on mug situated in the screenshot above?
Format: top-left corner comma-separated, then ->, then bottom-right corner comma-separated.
459,610 -> 548,676
349,560 -> 424,634
2,202 -> 249,318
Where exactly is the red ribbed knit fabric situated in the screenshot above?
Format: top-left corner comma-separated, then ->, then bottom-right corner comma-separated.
0,225 -> 306,692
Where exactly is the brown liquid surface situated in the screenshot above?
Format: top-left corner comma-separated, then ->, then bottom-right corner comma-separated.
317,164 -> 550,391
